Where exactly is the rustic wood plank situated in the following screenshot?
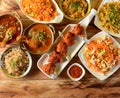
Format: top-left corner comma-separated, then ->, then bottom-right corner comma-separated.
0,79 -> 120,98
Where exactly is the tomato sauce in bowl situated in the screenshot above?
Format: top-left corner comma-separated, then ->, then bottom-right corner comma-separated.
69,65 -> 83,78
0,14 -> 23,43
67,63 -> 85,81
23,23 -> 54,55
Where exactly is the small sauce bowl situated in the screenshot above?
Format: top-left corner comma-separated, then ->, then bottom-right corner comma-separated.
67,63 -> 85,81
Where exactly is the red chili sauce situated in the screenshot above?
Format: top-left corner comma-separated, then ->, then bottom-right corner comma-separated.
0,14 -> 21,43
69,65 -> 83,78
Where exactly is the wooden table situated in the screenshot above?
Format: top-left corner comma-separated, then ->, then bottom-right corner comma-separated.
0,0 -> 120,98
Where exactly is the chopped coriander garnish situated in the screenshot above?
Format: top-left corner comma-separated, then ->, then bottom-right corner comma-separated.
70,2 -> 81,9
0,25 -> 3,29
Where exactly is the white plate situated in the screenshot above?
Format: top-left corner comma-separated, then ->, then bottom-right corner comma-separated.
37,36 -> 85,79
78,31 -> 120,80
94,0 -> 120,37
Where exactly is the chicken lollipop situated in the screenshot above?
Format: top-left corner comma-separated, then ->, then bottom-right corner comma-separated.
63,32 -> 75,46
48,51 -> 63,64
72,24 -> 84,37
42,63 -> 55,74
56,41 -> 67,56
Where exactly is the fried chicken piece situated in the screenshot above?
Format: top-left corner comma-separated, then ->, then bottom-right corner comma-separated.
48,51 -> 63,64
56,41 -> 67,56
72,24 -> 84,37
63,32 -> 75,46
16,35 -> 27,42
42,63 -> 55,74
16,35 -> 38,48
0,27 -> 16,47
24,38 -> 38,48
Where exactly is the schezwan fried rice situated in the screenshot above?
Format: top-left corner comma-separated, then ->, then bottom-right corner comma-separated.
21,0 -> 58,21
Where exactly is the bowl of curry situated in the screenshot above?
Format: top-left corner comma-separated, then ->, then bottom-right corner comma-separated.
0,14 -> 23,47
17,23 -> 54,55
59,0 -> 91,20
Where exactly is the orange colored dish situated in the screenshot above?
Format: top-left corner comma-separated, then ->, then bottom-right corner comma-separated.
0,14 -> 22,43
69,65 -> 83,78
42,24 -> 84,74
21,0 -> 58,21
23,24 -> 53,54
83,35 -> 119,74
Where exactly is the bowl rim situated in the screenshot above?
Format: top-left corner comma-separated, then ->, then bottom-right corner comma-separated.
0,45 -> 32,78
58,0 -> 91,21
22,23 -> 54,55
67,63 -> 85,81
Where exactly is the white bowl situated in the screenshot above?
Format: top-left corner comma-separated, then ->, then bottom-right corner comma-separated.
0,45 -> 32,78
16,0 -> 64,24
94,0 -> 120,37
67,63 -> 85,81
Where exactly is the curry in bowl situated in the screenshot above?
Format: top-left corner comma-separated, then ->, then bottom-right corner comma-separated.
0,14 -> 23,47
17,24 -> 54,54
59,0 -> 91,20
0,46 -> 32,78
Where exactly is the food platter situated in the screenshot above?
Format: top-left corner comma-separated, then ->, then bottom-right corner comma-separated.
37,29 -> 85,79
78,31 -> 120,80
37,9 -> 96,79
0,0 -> 120,81
94,0 -> 120,37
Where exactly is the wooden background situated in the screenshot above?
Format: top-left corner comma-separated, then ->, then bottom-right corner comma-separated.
0,0 -> 120,98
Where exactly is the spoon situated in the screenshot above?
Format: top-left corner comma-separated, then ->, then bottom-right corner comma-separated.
61,8 -> 97,42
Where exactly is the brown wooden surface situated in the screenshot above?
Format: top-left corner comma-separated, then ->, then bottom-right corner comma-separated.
0,0 -> 120,98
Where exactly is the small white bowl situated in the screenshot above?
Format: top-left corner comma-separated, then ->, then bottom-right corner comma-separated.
67,63 -> 85,81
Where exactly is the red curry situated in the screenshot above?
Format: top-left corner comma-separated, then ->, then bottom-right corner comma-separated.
69,65 -> 83,78
0,14 -> 22,43
24,24 -> 53,54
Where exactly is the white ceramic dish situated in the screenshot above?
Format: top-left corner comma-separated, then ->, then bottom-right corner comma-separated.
78,31 -> 120,80
37,39 -> 85,79
15,0 -> 64,24
94,0 -> 120,37
37,9 -> 96,79
67,63 -> 85,81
